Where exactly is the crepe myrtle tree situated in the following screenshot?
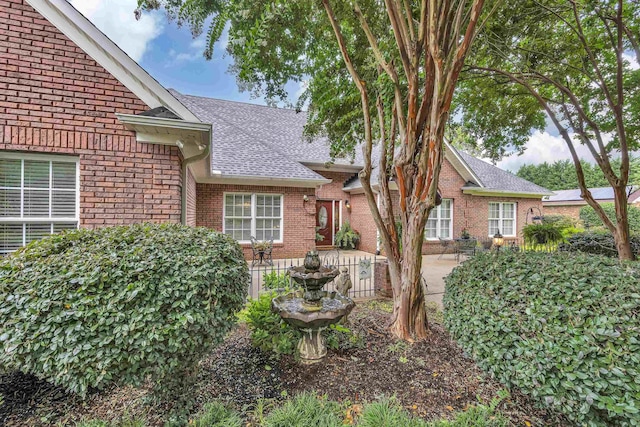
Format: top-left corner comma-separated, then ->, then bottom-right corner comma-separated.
137,0 -> 490,340
455,0 -> 640,260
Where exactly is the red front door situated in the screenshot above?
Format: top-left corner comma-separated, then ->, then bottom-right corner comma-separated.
316,200 -> 333,246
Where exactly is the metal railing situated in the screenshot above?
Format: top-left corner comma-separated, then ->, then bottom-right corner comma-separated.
248,252 -> 379,299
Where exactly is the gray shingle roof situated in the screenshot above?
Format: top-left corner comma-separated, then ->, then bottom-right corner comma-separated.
170,90 -> 360,182
456,149 -> 551,195
544,186 -> 638,202
172,90 -> 548,195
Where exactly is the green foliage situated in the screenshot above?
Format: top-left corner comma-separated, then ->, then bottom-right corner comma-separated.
243,292 -> 299,358
580,202 -> 640,233
334,221 -> 360,250
0,224 -> 248,398
559,231 -> 640,257
357,397 -> 427,427
262,271 -> 292,291
444,251 -> 640,426
261,392 -> 343,427
190,401 -> 243,427
75,416 -> 145,427
522,223 -> 564,245
324,323 -> 364,352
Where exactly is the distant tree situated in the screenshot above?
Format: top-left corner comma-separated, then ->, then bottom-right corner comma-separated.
457,0 -> 640,260
516,157 -> 640,191
136,0 -> 489,340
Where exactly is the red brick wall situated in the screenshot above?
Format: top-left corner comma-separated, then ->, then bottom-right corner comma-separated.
0,0 -> 183,226
350,193 -> 378,253
542,204 -> 583,220
196,183 -> 317,258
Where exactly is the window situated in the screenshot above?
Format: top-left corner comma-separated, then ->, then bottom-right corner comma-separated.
488,202 -> 516,236
223,193 -> 283,242
425,199 -> 452,239
1,154 -> 79,254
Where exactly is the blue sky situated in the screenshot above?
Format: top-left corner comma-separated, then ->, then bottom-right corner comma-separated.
68,0 -> 625,172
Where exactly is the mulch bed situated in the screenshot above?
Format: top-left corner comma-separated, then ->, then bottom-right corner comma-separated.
0,300 -> 570,426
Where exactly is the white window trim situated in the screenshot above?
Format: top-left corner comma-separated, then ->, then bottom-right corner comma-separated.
425,199 -> 454,240
1,153 -> 80,251
222,192 -> 284,244
488,202 -> 517,237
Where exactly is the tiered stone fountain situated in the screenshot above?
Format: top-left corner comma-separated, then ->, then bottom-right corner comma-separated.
271,251 -> 355,364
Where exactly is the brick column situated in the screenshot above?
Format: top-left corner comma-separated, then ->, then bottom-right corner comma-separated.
374,260 -> 392,297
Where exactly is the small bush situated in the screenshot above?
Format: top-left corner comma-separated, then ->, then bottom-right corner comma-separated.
261,392 -> 343,427
444,251 -> 640,426
243,291 -> 300,358
542,214 -> 578,229
579,202 -> 640,233
0,224 -> 248,397
190,401 -> 243,427
559,231 -> 640,257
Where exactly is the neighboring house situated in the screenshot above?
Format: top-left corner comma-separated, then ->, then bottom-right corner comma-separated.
0,0 -> 550,258
543,186 -> 640,220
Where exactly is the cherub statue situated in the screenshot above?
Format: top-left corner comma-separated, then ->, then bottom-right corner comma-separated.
335,267 -> 352,297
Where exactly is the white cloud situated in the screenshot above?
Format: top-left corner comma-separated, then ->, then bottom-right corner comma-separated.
70,0 -> 164,62
623,52 -> 639,71
495,131 -> 597,172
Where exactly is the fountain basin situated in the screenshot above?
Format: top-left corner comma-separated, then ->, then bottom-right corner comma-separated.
272,290 -> 355,364
289,265 -> 340,302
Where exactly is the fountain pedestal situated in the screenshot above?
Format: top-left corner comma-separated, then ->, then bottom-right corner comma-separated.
298,328 -> 327,364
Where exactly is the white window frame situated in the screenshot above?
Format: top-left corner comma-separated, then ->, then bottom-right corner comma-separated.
488,202 -> 517,237
1,152 -> 80,253
222,192 -> 284,243
425,199 -> 453,240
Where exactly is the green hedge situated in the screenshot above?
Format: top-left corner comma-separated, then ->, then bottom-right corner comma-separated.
0,224 -> 248,396
579,202 -> 640,233
444,252 -> 640,426
559,231 -> 640,257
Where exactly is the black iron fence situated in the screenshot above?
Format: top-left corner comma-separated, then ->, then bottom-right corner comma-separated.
248,252 -> 380,299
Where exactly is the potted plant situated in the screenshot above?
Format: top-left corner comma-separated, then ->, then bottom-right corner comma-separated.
460,228 -> 471,239
522,223 -> 564,245
334,221 -> 360,249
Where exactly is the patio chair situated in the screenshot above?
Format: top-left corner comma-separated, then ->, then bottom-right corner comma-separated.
250,237 -> 274,267
455,238 -> 477,262
437,237 -> 452,259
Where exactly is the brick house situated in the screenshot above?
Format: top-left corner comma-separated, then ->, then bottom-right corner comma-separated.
543,186 -> 640,220
1,0 -> 550,258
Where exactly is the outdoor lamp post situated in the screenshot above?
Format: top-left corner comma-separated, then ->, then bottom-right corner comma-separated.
493,230 -> 504,252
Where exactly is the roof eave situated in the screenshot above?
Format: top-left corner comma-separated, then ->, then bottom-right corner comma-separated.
199,174 -> 331,188
462,188 -> 551,198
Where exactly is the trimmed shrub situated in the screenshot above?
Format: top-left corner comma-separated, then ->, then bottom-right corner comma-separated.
0,224 -> 248,397
444,252 -> 640,426
559,231 -> 640,257
579,202 -> 640,233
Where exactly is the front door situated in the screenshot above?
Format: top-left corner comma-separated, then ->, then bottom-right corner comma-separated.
316,200 -> 334,246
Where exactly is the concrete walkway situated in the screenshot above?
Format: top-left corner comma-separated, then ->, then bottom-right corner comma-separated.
421,253 -> 459,308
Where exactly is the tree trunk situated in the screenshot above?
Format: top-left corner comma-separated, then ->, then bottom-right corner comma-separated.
612,185 -> 635,261
389,213 -> 429,340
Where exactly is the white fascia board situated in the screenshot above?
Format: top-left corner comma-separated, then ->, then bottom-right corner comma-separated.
462,188 -> 550,198
198,175 -> 331,188
302,162 -> 363,173
444,141 -> 484,187
26,0 -> 200,122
